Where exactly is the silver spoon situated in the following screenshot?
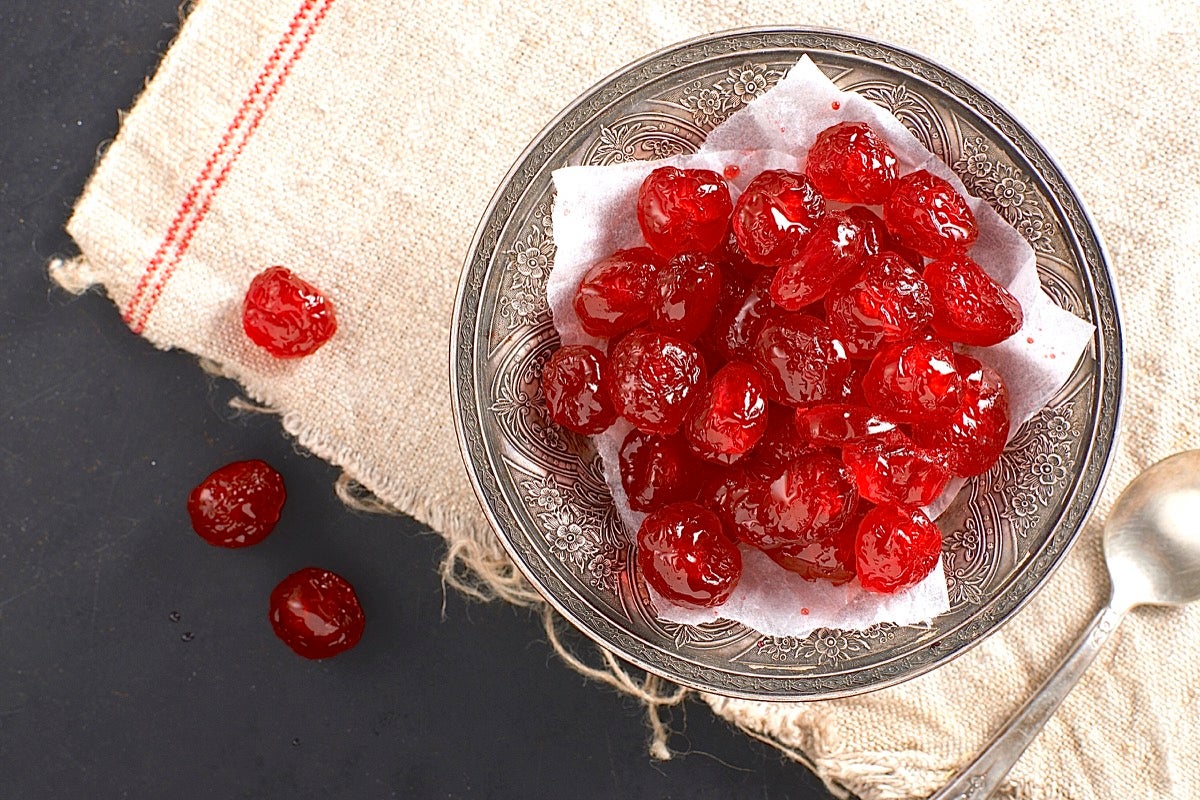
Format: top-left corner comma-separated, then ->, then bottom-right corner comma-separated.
930,450 -> 1200,800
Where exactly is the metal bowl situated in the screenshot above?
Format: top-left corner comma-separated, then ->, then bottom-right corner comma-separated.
451,28 -> 1122,700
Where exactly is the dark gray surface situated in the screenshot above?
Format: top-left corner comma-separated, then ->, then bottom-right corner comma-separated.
0,3 -> 834,798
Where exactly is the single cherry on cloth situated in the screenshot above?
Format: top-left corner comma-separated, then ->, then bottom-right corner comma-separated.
883,169 -> 978,259
863,338 -> 963,427
637,166 -> 733,259
187,459 -> 286,548
541,344 -> 617,435
636,502 -> 742,609
855,503 -> 943,594
842,429 -> 953,507
572,247 -> 663,339
770,211 -> 868,311
824,251 -> 933,359
731,169 -> 826,267
758,451 -> 859,548
619,430 -> 703,513
925,254 -> 1024,346
753,312 -> 851,407
269,567 -> 366,659
683,361 -> 769,464
607,330 -> 706,435
648,252 -> 723,342
243,266 -> 337,358
913,353 -> 1011,477
805,121 -> 900,205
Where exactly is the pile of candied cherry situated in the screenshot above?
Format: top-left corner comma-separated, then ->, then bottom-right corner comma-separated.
542,121 -> 1024,612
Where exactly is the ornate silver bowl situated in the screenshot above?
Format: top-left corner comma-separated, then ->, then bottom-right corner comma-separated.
451,29 -> 1122,699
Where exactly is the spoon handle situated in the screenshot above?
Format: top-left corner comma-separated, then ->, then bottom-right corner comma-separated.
927,603 -> 1125,800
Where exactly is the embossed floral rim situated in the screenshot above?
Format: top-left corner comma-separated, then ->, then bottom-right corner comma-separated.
450,27 -> 1124,699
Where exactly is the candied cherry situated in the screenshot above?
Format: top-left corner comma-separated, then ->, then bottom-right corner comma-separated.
843,206 -> 924,269
842,430 -> 952,507
649,252 -> 723,342
683,362 -> 769,464
767,509 -> 861,585
637,167 -> 733,259
269,567 -> 365,659
753,312 -> 851,406
243,266 -> 337,358
758,452 -> 858,547
770,211 -> 868,311
700,466 -> 771,549
855,504 -> 942,594
619,430 -> 703,513
187,459 -> 286,548
701,271 -> 776,363
925,254 -> 1024,346
794,403 -> 896,446
805,121 -> 899,204
913,354 -> 1011,477
541,345 -> 617,435
824,252 -> 933,359
573,247 -> 662,338
637,502 -> 742,609
863,339 -> 963,426
607,330 -> 705,435
731,169 -> 826,267
883,170 -> 978,258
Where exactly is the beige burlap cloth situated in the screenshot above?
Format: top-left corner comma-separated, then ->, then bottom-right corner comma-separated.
51,1 -> 1200,798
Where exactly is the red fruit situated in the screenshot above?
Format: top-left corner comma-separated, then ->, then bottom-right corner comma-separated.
863,339 -> 963,426
649,252 -> 723,342
805,122 -> 900,204
759,452 -> 858,547
767,510 -> 861,585
269,567 -> 365,659
842,430 -> 952,506
794,403 -> 897,446
242,266 -> 337,358
753,313 -> 851,406
683,362 -> 769,464
883,170 -> 978,258
770,211 -> 868,310
731,169 -> 826,267
714,230 -> 768,281
619,430 -> 703,513
608,330 -> 706,435
573,248 -> 662,338
824,252 -> 933,359
855,504 -> 942,594
637,167 -> 733,259
187,459 -> 286,548
740,403 -> 819,479
913,354 -> 1011,477
700,467 -> 772,549
702,271 -> 776,363
541,345 -> 617,435
637,502 -> 742,609
925,255 -> 1024,346
843,206 -> 924,269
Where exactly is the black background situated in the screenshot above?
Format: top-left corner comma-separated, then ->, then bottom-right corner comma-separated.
0,3 -> 835,798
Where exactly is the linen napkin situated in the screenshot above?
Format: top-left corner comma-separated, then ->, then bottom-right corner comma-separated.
51,1 -> 1200,798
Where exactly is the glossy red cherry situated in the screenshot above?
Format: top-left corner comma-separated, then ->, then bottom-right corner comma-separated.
912,354 -> 1011,477
731,169 -> 826,267
683,362 -> 769,464
753,312 -> 851,406
767,509 -> 861,585
572,247 -> 662,338
618,430 -> 703,513
770,211 -> 868,311
187,459 -> 286,548
701,271 -> 776,364
843,206 -> 924,269
924,254 -> 1024,346
793,403 -> 897,446
805,122 -> 899,204
863,339 -> 963,427
700,466 -> 772,549
269,567 -> 366,659
541,345 -> 617,435
637,502 -> 742,609
842,430 -> 952,506
824,252 -> 933,359
758,452 -> 858,548
883,170 -> 978,258
855,504 -> 942,594
637,167 -> 733,259
607,330 -> 706,435
242,266 -> 337,358
649,252 -> 723,342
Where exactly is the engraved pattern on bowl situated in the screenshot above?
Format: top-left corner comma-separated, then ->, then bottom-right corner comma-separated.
451,29 -> 1122,699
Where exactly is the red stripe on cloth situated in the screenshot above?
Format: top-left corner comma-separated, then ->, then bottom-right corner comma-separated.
123,0 -> 335,334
